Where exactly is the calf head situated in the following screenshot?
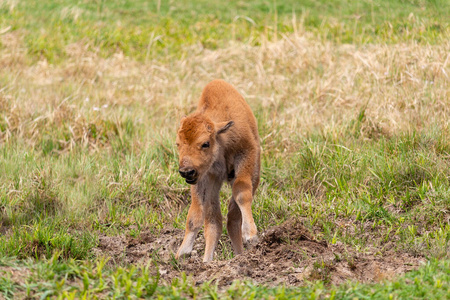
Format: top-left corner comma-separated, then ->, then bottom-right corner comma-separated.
176,113 -> 233,185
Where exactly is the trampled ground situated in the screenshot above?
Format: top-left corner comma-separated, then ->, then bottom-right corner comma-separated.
95,219 -> 425,287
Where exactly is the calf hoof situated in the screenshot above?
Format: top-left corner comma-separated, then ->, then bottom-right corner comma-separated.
176,253 -> 191,261
176,250 -> 193,260
244,235 -> 260,249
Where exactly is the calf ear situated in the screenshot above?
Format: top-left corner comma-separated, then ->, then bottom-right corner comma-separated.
216,121 -> 234,135
178,116 -> 187,130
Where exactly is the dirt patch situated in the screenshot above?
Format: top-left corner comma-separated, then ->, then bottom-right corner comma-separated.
93,219 -> 424,287
0,266 -> 31,286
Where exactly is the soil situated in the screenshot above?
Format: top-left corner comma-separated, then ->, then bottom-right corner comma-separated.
93,219 -> 425,287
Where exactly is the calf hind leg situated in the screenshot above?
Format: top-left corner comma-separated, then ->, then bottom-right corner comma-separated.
233,177 -> 258,244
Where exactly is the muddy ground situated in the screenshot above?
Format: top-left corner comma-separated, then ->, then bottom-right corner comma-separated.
93,219 -> 424,287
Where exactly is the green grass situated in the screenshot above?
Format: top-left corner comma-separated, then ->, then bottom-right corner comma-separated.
0,0 -> 448,62
2,127 -> 448,258
0,255 -> 449,299
1,0 -> 450,298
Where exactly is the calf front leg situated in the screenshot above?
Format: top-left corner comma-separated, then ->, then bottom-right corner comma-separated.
227,197 -> 244,255
203,197 -> 222,262
232,177 -> 257,244
176,190 -> 203,259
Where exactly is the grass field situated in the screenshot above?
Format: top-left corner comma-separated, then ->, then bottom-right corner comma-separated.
1,0 -> 449,298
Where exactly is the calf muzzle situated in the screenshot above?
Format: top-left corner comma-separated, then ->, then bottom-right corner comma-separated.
179,168 -> 198,184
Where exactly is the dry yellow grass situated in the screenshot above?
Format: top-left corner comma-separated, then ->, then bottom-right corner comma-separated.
1,31 -> 449,151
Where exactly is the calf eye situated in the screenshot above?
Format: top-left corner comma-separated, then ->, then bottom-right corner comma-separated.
202,142 -> 210,149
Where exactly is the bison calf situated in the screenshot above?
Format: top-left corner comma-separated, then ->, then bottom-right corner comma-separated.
175,79 -> 260,262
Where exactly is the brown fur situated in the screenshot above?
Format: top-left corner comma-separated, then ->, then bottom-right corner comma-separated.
175,79 -> 260,262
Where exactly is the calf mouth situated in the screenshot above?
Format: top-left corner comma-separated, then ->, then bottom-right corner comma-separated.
185,178 -> 198,185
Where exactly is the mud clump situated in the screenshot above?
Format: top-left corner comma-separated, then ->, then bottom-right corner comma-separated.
262,219 -> 314,245
93,219 -> 424,287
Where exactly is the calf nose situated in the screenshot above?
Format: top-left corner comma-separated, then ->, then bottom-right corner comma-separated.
179,168 -> 196,179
